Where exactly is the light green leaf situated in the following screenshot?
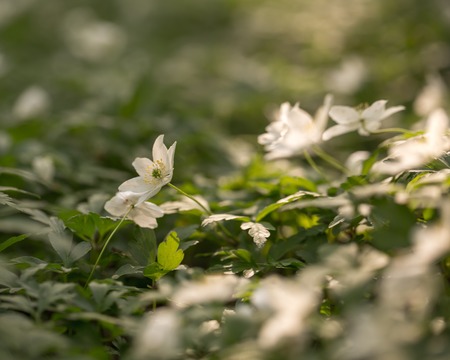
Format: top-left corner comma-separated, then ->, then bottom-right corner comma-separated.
157,231 -> 184,271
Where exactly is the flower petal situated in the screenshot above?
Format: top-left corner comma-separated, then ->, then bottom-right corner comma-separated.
322,124 -> 358,141
329,106 -> 359,124
361,100 -> 388,122
118,176 -> 150,193
104,195 -> 129,217
131,210 -> 160,228
167,141 -> 177,169
314,94 -> 333,134
132,158 -> 153,179
288,104 -> 314,128
380,105 -> 405,120
138,201 -> 165,218
152,134 -> 169,165
127,202 -> 164,228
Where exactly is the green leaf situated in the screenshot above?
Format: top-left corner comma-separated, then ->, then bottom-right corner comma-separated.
48,217 -> 91,267
340,175 -> 368,191
0,186 -> 39,198
61,211 -> 118,240
62,211 -> 97,240
255,202 -> 284,222
69,242 -> 92,262
157,231 -> 184,271
130,227 -> 157,266
143,262 -> 167,281
48,218 -> 73,266
370,197 -> 416,252
0,234 -> 29,253
280,176 -> 318,193
256,191 -> 320,222
112,264 -> 144,280
232,249 -> 253,264
361,149 -> 380,175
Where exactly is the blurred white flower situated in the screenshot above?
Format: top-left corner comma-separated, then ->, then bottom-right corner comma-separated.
412,201 -> 450,266
133,309 -> 181,359
240,222 -> 270,248
413,73 -> 447,117
119,135 -> 176,203
104,191 -> 164,229
63,9 -> 126,62
372,108 -> 450,175
32,155 -> 55,183
258,94 -> 333,160
322,100 -> 404,140
160,195 -> 210,214
171,274 -> 248,308
323,244 -> 389,295
345,150 -> 370,175
13,85 -> 50,120
252,272 -> 323,348
325,56 -> 367,95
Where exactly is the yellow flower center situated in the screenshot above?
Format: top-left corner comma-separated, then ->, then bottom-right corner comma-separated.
144,160 -> 166,184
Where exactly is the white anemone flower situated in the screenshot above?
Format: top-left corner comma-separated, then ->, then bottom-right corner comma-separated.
372,108 -> 450,175
258,94 -> 333,160
104,191 -> 164,229
240,222 -> 271,248
322,100 -> 405,140
119,135 -> 176,203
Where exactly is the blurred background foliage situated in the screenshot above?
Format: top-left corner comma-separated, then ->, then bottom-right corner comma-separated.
0,0 -> 450,232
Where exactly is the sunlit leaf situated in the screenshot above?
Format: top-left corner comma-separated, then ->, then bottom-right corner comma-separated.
157,231 -> 184,271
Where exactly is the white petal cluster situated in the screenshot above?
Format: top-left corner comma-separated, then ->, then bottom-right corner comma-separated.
372,109 -> 450,175
258,95 -> 333,159
104,191 -> 164,229
104,135 -> 176,228
322,100 -> 405,140
119,135 -> 176,204
240,222 -> 271,248
171,274 -> 248,308
201,213 -> 245,227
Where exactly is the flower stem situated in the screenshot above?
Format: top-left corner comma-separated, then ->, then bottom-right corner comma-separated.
168,183 -> 212,215
303,150 -> 329,181
168,182 -> 236,242
371,127 -> 409,134
84,209 -> 131,288
312,145 -> 349,175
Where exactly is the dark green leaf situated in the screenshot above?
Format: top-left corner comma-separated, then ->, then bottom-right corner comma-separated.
0,234 -> 29,253
130,227 -> 157,266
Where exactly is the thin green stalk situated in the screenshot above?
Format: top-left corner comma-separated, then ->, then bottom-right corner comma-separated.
312,145 -> 349,175
168,182 -> 235,242
168,183 -> 212,215
303,150 -> 328,181
152,279 -> 157,311
371,127 -> 409,134
84,208 -> 131,287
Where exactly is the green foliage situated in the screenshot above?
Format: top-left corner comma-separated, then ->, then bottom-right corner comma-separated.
1,0 -> 450,359
144,231 -> 184,281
